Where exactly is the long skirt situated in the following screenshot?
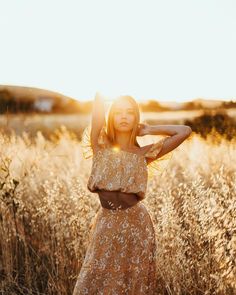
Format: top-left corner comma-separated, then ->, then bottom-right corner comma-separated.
72,202 -> 157,295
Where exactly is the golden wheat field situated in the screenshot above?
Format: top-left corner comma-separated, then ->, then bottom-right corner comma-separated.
0,124 -> 235,295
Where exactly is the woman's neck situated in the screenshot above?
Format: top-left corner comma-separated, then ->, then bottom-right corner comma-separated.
114,132 -> 133,149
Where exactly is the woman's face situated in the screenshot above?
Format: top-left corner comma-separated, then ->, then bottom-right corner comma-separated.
113,100 -> 136,132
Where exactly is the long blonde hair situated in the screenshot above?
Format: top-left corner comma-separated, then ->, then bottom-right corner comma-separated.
106,95 -> 140,148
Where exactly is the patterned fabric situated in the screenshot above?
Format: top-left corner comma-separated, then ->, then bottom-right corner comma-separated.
81,124 -> 173,185
73,124 -> 174,294
72,202 -> 157,295
87,147 -> 148,201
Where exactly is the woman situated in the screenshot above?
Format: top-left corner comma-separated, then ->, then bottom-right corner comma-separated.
73,92 -> 192,294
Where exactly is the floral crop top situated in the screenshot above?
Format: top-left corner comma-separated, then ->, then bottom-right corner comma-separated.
81,125 -> 173,201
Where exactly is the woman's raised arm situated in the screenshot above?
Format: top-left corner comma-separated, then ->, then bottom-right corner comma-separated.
140,124 -> 192,164
90,92 -> 106,148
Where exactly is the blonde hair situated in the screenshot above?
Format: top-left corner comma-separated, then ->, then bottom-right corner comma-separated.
106,95 -> 140,148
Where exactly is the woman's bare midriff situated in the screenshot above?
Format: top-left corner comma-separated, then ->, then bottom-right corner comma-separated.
97,189 -> 140,210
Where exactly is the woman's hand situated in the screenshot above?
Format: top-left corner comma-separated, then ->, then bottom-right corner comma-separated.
95,91 -> 111,104
95,91 -> 104,101
136,123 -> 150,136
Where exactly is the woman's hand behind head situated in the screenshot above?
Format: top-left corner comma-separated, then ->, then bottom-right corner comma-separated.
136,123 -> 149,136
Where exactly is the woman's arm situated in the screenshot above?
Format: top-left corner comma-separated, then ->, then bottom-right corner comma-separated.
146,124 -> 192,136
90,92 -> 106,149
142,124 -> 192,160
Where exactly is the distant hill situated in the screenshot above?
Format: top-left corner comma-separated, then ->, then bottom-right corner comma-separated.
140,97 -> 236,111
0,85 -> 235,114
0,85 -> 92,114
0,85 -> 73,102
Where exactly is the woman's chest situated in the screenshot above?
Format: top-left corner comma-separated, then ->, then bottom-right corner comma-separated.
92,148 -> 148,177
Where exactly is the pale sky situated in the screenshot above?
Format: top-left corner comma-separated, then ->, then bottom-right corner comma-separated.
0,0 -> 235,102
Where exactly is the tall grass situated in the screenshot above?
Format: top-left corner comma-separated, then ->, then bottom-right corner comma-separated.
0,126 -> 235,295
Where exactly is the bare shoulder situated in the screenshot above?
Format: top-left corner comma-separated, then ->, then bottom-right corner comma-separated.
140,144 -> 154,154
91,128 -> 112,156
128,144 -> 153,156
91,143 -> 102,156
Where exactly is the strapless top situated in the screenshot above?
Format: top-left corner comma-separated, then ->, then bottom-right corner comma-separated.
81,125 -> 173,200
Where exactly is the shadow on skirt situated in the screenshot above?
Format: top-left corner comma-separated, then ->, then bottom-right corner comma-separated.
72,202 -> 157,295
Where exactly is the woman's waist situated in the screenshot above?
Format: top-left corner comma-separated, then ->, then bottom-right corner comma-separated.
96,189 -> 140,210
97,189 -> 138,198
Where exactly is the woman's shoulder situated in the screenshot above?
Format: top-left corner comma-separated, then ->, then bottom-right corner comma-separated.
81,125 -> 111,159
127,142 -> 163,157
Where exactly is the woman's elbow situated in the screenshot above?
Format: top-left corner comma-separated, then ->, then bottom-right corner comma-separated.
183,126 -> 192,137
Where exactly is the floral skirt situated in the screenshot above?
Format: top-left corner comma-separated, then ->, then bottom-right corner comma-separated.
72,202 -> 157,295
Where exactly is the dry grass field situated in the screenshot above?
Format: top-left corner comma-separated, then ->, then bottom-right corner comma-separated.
0,117 -> 235,294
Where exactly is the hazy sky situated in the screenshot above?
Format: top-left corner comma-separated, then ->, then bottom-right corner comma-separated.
0,0 -> 235,102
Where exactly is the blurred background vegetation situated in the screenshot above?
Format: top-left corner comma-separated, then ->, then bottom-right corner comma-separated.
0,85 -> 235,142
0,85 -> 235,294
